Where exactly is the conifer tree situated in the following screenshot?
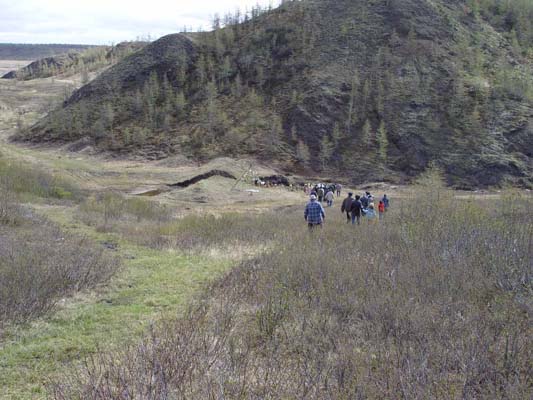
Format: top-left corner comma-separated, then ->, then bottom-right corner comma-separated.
175,91 -> 186,120
296,140 -> 311,167
347,73 -> 359,129
319,134 -> 334,170
377,120 -> 388,162
362,118 -> 372,147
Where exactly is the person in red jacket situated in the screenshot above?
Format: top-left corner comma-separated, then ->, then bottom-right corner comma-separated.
378,200 -> 385,221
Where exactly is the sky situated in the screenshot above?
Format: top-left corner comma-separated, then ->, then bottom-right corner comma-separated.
0,0 -> 281,44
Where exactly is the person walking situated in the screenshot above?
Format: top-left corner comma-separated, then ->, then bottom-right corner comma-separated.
364,203 -> 378,223
382,194 -> 390,211
360,192 -> 369,209
304,194 -> 325,230
350,194 -> 363,225
341,192 -> 354,223
325,189 -> 334,207
378,200 -> 385,220
336,183 -> 342,197
317,186 -> 325,203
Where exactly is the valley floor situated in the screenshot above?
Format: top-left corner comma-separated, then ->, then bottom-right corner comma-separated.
1,69 -> 530,399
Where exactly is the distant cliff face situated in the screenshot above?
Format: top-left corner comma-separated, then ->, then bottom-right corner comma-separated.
23,0 -> 533,188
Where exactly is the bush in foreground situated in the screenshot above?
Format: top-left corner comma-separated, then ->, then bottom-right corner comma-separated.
53,187 -> 532,399
0,217 -> 120,326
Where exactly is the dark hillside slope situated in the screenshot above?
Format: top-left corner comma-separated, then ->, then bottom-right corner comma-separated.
22,0 -> 533,188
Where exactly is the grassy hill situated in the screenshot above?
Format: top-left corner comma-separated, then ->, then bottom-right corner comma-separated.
20,0 -> 533,188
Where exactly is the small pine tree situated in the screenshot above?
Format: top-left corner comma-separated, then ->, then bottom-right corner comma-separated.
175,91 -> 186,119
262,115 -> 284,157
290,124 -> 298,143
347,73 -> 359,128
331,122 -> 341,146
377,120 -> 388,162
102,104 -> 115,134
319,134 -> 334,170
232,72 -> 245,97
295,140 -> 311,166
362,118 -> 372,147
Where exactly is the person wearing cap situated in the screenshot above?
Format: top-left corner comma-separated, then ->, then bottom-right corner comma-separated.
304,194 -> 325,229
341,192 -> 354,223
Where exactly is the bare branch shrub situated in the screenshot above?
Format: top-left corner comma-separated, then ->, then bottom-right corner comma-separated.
0,216 -> 120,326
54,189 -> 532,399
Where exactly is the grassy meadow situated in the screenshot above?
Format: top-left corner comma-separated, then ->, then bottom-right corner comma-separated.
49,174 -> 532,399
1,149 -> 531,399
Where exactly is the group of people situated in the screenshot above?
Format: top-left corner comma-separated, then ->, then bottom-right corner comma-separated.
341,192 -> 389,225
304,183 -> 343,202
304,188 -> 390,229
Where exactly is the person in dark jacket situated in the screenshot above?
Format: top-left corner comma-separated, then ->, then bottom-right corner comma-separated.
350,195 -> 363,225
382,194 -> 390,211
360,193 -> 369,208
341,192 -> 354,223
317,187 -> 325,202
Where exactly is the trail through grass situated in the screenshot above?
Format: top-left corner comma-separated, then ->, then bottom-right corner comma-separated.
0,205 -> 231,399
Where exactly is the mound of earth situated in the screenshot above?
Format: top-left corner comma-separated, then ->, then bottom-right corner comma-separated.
22,0 -> 533,188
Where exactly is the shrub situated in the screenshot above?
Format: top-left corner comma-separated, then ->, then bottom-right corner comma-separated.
53,189 -> 533,398
78,191 -> 172,229
0,158 -> 81,201
0,187 -> 22,226
0,216 -> 120,326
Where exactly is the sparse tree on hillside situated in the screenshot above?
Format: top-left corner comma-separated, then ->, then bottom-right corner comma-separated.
260,115 -> 285,158
232,72 -> 245,97
362,118 -> 372,147
346,73 -> 360,129
295,140 -> 311,166
174,91 -> 186,120
319,134 -> 334,171
101,104 -> 115,134
377,120 -> 388,162
331,122 -> 341,147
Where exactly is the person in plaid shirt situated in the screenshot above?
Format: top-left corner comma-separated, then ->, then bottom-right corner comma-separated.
304,194 -> 325,229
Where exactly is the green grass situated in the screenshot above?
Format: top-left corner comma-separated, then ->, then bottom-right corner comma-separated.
0,207 -> 231,399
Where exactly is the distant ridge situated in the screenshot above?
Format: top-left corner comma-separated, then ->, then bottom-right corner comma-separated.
0,43 -> 97,61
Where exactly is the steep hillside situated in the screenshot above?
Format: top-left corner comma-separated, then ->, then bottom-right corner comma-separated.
2,42 -> 147,80
21,0 -> 533,188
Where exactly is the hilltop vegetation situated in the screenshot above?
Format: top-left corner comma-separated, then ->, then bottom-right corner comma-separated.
21,0 -> 533,188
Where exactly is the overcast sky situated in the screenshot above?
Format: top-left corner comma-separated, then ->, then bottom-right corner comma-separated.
0,0 -> 281,44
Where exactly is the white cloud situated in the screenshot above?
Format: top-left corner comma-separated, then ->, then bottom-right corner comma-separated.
0,0 -> 281,44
